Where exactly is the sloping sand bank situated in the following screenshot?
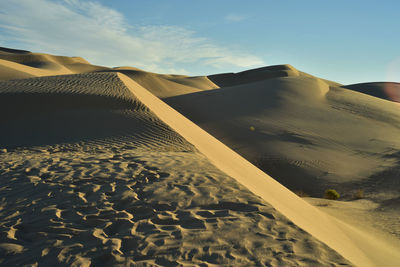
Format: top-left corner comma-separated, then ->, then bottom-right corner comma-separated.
120,74 -> 400,266
342,82 -> 400,103
165,75 -> 400,201
0,47 -> 108,80
0,72 -> 352,266
1,48 -> 399,265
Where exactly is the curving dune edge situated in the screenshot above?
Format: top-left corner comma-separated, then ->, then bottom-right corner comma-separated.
1,48 -> 400,266
118,73 -> 400,267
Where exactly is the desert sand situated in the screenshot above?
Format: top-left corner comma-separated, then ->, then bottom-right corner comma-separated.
342,82 -> 400,103
0,47 -> 108,80
166,65 -> 400,210
1,47 -> 399,266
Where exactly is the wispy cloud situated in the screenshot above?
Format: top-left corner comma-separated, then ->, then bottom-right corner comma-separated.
224,14 -> 248,22
0,0 -> 263,74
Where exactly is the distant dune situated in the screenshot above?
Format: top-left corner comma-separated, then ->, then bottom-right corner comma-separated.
208,64 -> 342,88
0,47 -> 400,266
166,71 -> 400,199
108,67 -> 219,98
0,47 -> 218,98
342,82 -> 400,103
0,47 -> 109,80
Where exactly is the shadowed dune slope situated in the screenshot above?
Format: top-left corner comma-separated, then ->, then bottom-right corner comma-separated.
0,72 -> 145,118
0,72 -> 191,150
342,82 -> 400,103
0,47 -> 31,54
0,72 -> 139,106
166,76 -> 400,199
0,72 -> 356,266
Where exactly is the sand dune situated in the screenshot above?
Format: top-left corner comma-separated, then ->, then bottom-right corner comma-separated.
108,67 -> 219,98
121,73 -> 400,266
0,71 -> 355,266
0,47 -> 109,80
342,82 -> 400,103
1,48 -> 400,266
166,74 -> 400,200
0,47 -> 218,99
208,64 -> 342,88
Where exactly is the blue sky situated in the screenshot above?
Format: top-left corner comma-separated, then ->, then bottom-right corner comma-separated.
0,0 -> 399,84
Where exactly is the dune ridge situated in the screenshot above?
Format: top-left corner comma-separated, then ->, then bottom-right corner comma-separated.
342,82 -> 400,103
107,68 -> 219,98
207,64 -> 341,88
1,48 -> 400,265
0,71 -> 353,266
0,47 -> 108,80
165,75 -> 400,199
119,73 -> 400,266
0,73 -> 142,107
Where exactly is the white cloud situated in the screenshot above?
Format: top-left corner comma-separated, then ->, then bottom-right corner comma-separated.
224,14 -> 248,22
0,0 -> 264,74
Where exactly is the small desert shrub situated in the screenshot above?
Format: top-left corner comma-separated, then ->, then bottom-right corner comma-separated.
353,189 -> 364,199
324,189 -> 340,200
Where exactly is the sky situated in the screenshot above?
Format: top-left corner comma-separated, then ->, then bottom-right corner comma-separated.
0,0 -> 399,84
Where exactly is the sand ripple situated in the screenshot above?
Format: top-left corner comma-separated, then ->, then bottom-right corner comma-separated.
0,71 -> 351,266
0,145 -> 351,266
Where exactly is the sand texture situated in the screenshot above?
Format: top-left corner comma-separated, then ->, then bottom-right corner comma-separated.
1,48 -> 400,266
120,74 -> 400,266
166,72 -> 400,201
0,146 -> 352,266
0,47 -> 218,99
0,47 -> 108,80
0,71 -> 352,266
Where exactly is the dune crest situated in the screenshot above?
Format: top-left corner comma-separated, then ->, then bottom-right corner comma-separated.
1,47 -> 400,265
342,82 -> 400,103
108,67 -> 219,98
0,47 -> 109,80
0,71 -> 353,266
119,73 -> 400,266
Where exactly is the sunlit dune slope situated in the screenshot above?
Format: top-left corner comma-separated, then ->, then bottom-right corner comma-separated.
0,47 -> 219,98
0,47 -> 109,80
109,67 -> 219,98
